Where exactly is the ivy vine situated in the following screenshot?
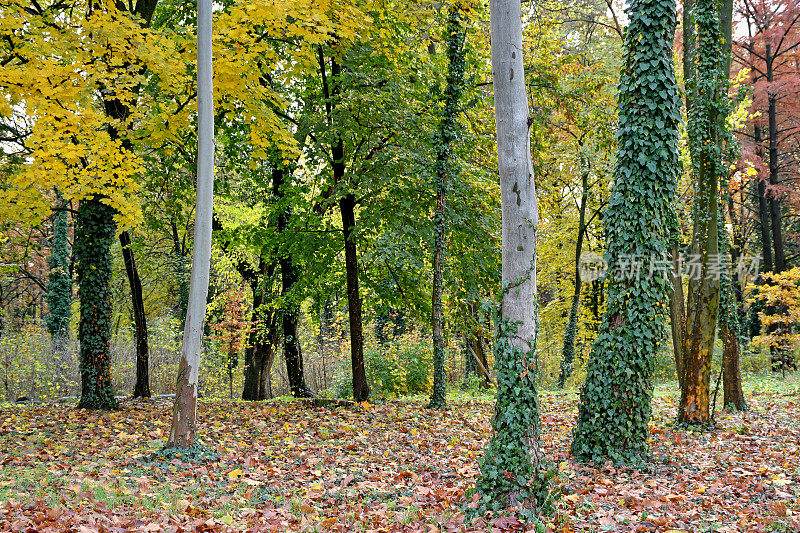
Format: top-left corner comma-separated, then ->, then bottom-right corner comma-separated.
571,0 -> 682,464
75,196 -> 118,410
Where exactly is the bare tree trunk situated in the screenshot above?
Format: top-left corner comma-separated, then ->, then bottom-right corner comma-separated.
670,243 -> 687,388
120,231 -> 151,399
168,0 -> 213,447
340,193 -> 369,402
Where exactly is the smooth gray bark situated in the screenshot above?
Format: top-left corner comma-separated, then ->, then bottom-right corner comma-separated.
168,0 -> 214,447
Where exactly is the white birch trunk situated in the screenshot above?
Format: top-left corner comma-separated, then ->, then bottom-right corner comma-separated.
168,0 -> 214,448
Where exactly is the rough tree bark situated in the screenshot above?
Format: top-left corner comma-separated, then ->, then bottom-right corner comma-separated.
679,0 -> 723,426
120,231 -> 151,399
167,0 -> 213,447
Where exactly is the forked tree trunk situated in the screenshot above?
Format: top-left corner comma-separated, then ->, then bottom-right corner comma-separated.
679,0 -> 723,426
168,0 -> 213,447
120,231 -> 151,399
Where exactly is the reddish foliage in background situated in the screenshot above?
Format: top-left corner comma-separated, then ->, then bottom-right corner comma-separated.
734,0 -> 800,207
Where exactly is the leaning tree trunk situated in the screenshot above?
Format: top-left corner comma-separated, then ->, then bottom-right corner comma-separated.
428,6 -> 467,410
679,0 -> 729,425
168,0 -> 213,448
571,0 -> 681,463
472,0 -> 544,512
558,153 -> 589,388
75,197 -> 118,410
120,231 -> 151,399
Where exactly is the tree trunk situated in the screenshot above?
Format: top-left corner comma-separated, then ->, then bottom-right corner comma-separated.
168,0 -> 213,447
558,154 -> 588,388
473,0 -> 542,510
170,220 -> 190,327
669,243 -> 687,389
340,193 -> 369,402
242,261 -> 278,401
754,133 -> 773,274
571,0 -> 681,462
46,195 -> 72,343
281,258 -> 312,397
464,302 -> 493,387
429,6 -> 467,409
120,231 -> 151,399
272,166 -> 313,398
679,0 -> 723,426
75,197 -> 118,410
765,45 -> 785,273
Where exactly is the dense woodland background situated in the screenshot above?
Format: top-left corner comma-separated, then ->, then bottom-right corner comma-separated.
0,0 -> 798,406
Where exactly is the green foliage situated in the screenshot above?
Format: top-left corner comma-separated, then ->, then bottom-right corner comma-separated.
75,197 -> 118,410
365,340 -> 433,398
571,0 -> 682,463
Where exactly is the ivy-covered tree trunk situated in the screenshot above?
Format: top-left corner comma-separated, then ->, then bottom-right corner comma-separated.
428,6 -> 467,410
46,195 -> 72,345
679,0 -> 727,426
472,0 -> 544,514
120,231 -> 151,399
75,197 -> 118,410
571,0 -> 681,463
168,0 -> 213,447
715,0 -> 746,412
558,154 -> 589,388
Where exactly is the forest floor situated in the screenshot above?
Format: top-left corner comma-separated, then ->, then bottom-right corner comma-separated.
1,375 -> 799,532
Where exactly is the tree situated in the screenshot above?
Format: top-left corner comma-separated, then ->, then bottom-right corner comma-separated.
167,0 -> 214,447
471,0 -> 545,513
678,0 -> 731,425
46,196 -> 72,346
119,231 -> 151,398
571,0 -> 681,462
428,5 -> 467,410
